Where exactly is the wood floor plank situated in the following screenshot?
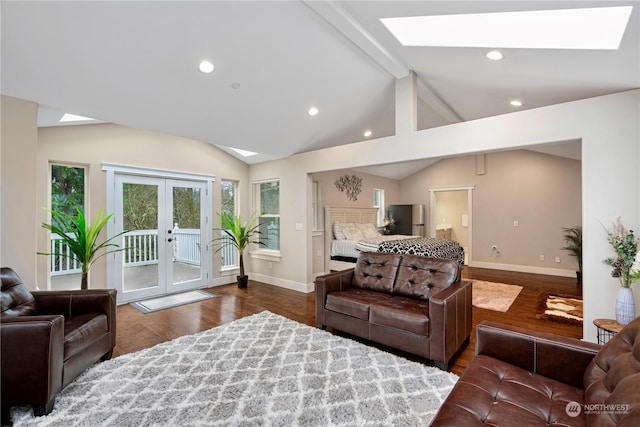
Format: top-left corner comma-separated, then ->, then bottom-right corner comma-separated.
114,267 -> 583,377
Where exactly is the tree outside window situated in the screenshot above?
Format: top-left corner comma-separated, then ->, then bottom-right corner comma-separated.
257,180 -> 280,251
220,180 -> 238,268
51,164 -> 85,221
221,180 -> 236,217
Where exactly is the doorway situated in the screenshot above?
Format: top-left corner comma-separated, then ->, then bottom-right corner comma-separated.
429,186 -> 474,265
106,168 -> 213,304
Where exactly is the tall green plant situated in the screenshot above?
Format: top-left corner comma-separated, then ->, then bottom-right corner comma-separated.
39,209 -> 126,289
212,212 -> 265,278
561,225 -> 582,272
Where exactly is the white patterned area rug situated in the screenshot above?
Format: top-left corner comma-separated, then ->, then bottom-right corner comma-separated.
11,311 -> 458,427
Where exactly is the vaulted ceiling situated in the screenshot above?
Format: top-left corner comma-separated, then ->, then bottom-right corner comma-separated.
2,1 -> 638,174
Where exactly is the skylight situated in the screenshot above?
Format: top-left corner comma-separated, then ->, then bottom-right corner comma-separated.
381,6 -> 633,50
230,147 -> 258,157
59,113 -> 96,122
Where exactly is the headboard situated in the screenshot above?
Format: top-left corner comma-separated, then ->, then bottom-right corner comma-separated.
324,205 -> 378,272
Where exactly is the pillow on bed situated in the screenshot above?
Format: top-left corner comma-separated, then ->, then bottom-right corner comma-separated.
333,222 -> 355,240
342,226 -> 365,241
357,223 -> 381,238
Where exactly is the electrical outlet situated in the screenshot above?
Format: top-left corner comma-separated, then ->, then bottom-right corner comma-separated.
555,256 -> 561,263
513,220 -> 519,227
539,255 -> 545,261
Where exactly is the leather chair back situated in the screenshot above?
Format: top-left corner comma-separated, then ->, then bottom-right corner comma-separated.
583,316 -> 640,425
352,252 -> 402,293
392,254 -> 460,300
1,267 -> 38,317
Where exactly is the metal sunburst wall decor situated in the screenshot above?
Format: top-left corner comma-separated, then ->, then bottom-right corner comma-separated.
335,174 -> 362,202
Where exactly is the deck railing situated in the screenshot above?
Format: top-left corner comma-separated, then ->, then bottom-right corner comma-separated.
50,228 -> 237,275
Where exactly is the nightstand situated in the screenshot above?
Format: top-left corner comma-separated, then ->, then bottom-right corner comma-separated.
593,318 -> 624,344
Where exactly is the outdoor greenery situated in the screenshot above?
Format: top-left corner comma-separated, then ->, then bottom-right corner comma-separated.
51,165 -> 84,222
122,183 -> 201,231
221,181 -> 236,217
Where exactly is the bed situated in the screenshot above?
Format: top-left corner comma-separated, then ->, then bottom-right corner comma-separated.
324,205 -> 465,272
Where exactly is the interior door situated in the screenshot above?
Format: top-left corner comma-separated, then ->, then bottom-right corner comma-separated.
114,175 -> 208,303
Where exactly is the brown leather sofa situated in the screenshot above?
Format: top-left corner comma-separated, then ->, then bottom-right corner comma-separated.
431,318 -> 640,426
0,267 -> 117,420
315,252 -> 472,370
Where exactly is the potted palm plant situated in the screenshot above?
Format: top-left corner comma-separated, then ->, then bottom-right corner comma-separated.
39,208 -> 126,289
213,212 -> 265,288
561,225 -> 582,284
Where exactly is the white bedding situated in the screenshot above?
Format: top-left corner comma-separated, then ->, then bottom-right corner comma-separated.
331,235 -> 419,258
354,235 -> 419,252
330,239 -> 360,259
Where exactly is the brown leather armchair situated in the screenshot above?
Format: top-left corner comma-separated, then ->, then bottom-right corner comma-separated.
431,319 -> 640,426
0,267 -> 116,421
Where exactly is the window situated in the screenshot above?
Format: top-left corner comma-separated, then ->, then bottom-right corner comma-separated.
255,180 -> 280,251
49,164 -> 86,278
221,180 -> 237,217
220,180 -> 237,269
373,188 -> 385,226
51,164 -> 85,217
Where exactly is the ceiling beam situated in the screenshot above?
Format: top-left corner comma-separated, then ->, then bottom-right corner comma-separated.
303,0 -> 462,124
303,0 -> 408,78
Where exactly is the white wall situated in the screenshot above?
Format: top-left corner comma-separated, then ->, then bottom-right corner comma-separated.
1,96 -> 38,285
250,89 -> 640,342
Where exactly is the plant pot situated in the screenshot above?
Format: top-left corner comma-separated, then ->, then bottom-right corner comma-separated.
237,275 -> 248,289
615,287 -> 635,326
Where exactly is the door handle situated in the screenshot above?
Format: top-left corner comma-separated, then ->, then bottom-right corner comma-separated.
168,238 -> 174,242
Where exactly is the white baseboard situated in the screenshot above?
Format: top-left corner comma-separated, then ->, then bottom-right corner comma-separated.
249,273 -> 315,293
469,261 -> 576,278
211,276 -> 238,287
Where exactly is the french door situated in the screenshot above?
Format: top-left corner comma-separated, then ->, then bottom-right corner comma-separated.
113,174 -> 209,303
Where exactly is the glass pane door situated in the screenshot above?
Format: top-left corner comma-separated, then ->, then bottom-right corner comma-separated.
114,175 -> 208,303
115,175 -> 167,302
166,179 -> 207,293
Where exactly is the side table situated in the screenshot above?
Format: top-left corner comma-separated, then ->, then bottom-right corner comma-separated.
593,318 -> 623,344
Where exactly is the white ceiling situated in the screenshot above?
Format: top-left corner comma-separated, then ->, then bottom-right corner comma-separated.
2,1 -> 637,177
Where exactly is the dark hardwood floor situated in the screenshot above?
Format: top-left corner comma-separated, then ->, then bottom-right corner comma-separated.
114,267 -> 583,377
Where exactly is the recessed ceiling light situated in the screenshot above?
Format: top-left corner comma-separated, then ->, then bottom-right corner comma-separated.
381,6 -> 632,49
308,107 -> 319,116
363,130 -> 372,137
486,50 -> 503,60
199,60 -> 215,74
59,113 -> 96,123
230,147 -> 258,157
510,100 -> 523,107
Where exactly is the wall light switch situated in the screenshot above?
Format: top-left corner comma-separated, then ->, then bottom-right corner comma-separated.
555,256 -> 561,263
539,255 -> 545,261
513,220 -> 519,227
295,223 -> 303,231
